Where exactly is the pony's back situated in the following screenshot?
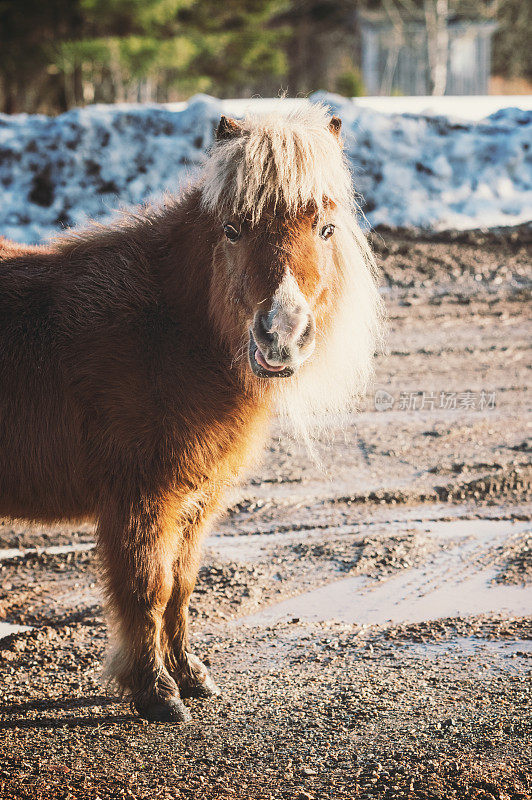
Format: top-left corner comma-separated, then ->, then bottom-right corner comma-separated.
0,236 -> 51,261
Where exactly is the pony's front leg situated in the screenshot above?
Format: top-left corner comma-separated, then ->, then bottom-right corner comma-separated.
98,501 -> 191,722
164,524 -> 220,699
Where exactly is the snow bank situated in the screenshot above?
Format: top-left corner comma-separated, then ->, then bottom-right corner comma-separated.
317,92 -> 532,230
0,92 -> 530,244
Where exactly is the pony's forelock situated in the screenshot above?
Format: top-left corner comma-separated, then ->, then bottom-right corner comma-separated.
201,102 -> 354,224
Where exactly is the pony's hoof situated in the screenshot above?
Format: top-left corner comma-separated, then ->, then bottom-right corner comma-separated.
181,671 -> 221,699
179,652 -> 221,699
135,697 -> 192,723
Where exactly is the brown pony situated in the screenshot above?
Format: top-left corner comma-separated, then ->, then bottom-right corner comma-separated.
0,103 -> 383,721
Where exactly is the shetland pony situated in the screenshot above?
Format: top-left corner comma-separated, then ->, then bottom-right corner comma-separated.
0,103 -> 383,721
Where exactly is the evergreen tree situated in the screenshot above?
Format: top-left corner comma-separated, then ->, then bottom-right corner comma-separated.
0,0 -> 289,112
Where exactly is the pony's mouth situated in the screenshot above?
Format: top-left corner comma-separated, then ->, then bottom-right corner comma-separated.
248,332 -> 295,379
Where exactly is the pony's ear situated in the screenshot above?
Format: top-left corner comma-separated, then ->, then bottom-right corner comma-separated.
328,116 -> 342,139
216,116 -> 242,141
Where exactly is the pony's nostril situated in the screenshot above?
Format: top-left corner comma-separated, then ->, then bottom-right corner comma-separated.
257,313 -> 274,344
298,315 -> 314,347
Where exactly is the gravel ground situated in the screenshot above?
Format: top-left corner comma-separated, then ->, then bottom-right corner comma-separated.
0,224 -> 530,800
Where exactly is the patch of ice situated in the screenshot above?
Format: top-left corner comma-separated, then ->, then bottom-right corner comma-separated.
239,519 -> 532,626
0,622 -> 32,638
242,569 -> 530,626
0,542 -> 95,561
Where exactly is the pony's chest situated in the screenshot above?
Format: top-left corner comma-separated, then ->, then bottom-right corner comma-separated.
168,399 -> 269,498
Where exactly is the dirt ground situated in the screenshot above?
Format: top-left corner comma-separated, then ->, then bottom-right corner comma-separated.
0,224 -> 530,800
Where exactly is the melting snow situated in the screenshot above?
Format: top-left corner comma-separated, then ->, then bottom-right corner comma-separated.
0,92 -> 530,244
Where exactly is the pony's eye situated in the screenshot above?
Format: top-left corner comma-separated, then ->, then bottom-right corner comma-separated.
320,223 -> 335,240
223,222 -> 241,242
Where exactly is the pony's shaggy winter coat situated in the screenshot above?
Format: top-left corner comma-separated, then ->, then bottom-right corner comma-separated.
0,102 -> 383,720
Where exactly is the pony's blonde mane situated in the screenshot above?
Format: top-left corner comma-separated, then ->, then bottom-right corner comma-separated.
201,102 -> 354,223
201,101 -> 386,452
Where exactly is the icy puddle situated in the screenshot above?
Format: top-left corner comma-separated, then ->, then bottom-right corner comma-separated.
0,542 -> 95,561
0,542 -> 97,641
0,622 -> 32,638
404,636 -> 532,660
240,519 -> 532,626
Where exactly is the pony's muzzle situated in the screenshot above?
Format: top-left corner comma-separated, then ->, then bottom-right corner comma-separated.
249,307 -> 316,378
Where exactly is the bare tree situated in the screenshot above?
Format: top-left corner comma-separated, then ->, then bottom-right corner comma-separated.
424,0 -> 449,95
381,0 -> 405,95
